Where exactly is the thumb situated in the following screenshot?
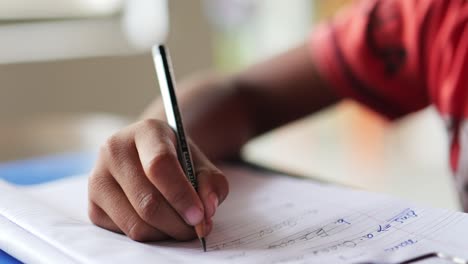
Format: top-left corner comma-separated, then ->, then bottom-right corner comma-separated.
190,141 -> 229,221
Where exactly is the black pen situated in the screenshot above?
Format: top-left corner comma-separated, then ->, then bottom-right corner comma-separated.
151,45 -> 206,252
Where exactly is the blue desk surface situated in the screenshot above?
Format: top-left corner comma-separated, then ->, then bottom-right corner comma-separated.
0,152 -> 96,264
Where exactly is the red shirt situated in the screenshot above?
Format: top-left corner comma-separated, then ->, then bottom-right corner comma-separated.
311,0 -> 468,209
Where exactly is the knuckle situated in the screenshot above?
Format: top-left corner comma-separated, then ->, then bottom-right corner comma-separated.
138,119 -> 176,142
169,189 -> 193,208
138,119 -> 160,131
88,174 -> 103,194
88,173 -> 98,191
102,134 -> 124,161
145,149 -> 176,177
137,119 -> 175,141
136,192 -> 163,221
88,203 -> 103,225
126,221 -> 147,242
88,172 -> 111,195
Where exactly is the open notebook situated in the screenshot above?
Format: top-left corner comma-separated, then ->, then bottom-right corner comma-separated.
0,165 -> 467,263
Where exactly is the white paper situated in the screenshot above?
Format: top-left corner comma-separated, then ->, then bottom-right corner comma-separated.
1,165 -> 467,264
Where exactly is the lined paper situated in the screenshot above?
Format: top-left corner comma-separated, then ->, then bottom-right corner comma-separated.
0,165 -> 467,263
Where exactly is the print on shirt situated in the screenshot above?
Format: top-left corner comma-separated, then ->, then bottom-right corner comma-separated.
367,0 -> 406,76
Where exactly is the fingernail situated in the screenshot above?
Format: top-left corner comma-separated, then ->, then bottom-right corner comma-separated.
206,193 -> 219,218
212,194 -> 219,210
184,206 -> 204,226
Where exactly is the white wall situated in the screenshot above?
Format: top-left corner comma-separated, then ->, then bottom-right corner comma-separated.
0,0 -> 213,122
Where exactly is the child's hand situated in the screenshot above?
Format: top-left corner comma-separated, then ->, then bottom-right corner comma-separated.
88,119 -> 229,242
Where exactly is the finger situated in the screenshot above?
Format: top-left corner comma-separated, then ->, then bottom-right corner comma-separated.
134,120 -> 205,227
88,201 -> 121,234
205,217 -> 214,235
104,124 -> 196,240
88,164 -> 168,242
190,141 -> 229,221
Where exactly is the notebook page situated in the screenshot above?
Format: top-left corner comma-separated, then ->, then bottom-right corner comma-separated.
0,211 -> 74,263
0,165 -> 467,263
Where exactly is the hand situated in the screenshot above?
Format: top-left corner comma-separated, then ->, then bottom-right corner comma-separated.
88,119 -> 229,242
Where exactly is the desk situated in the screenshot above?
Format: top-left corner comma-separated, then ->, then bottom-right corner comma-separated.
0,152 -> 96,263
243,103 -> 460,210
0,105 -> 461,262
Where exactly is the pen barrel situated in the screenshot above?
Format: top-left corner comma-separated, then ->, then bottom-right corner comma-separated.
175,119 -> 197,190
178,148 -> 198,191
153,44 -> 198,191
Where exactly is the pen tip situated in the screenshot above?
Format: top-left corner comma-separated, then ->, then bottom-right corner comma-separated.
200,237 -> 206,252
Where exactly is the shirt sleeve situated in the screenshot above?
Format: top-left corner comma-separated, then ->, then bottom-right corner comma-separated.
311,0 -> 468,211
310,0 -> 433,119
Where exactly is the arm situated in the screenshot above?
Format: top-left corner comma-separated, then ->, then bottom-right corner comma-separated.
142,43 -> 340,161
88,42 -> 340,242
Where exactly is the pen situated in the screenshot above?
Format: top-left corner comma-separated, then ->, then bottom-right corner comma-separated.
151,44 -> 207,252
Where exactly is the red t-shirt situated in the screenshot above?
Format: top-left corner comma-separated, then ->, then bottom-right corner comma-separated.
311,0 -> 468,209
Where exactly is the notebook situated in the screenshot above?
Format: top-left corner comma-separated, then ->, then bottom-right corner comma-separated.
0,165 -> 467,263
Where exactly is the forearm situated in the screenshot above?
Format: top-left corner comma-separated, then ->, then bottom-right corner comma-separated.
141,73 -> 255,161
232,43 -> 340,135
141,43 -> 341,161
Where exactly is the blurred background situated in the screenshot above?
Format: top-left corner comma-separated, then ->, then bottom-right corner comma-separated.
0,0 -> 458,209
